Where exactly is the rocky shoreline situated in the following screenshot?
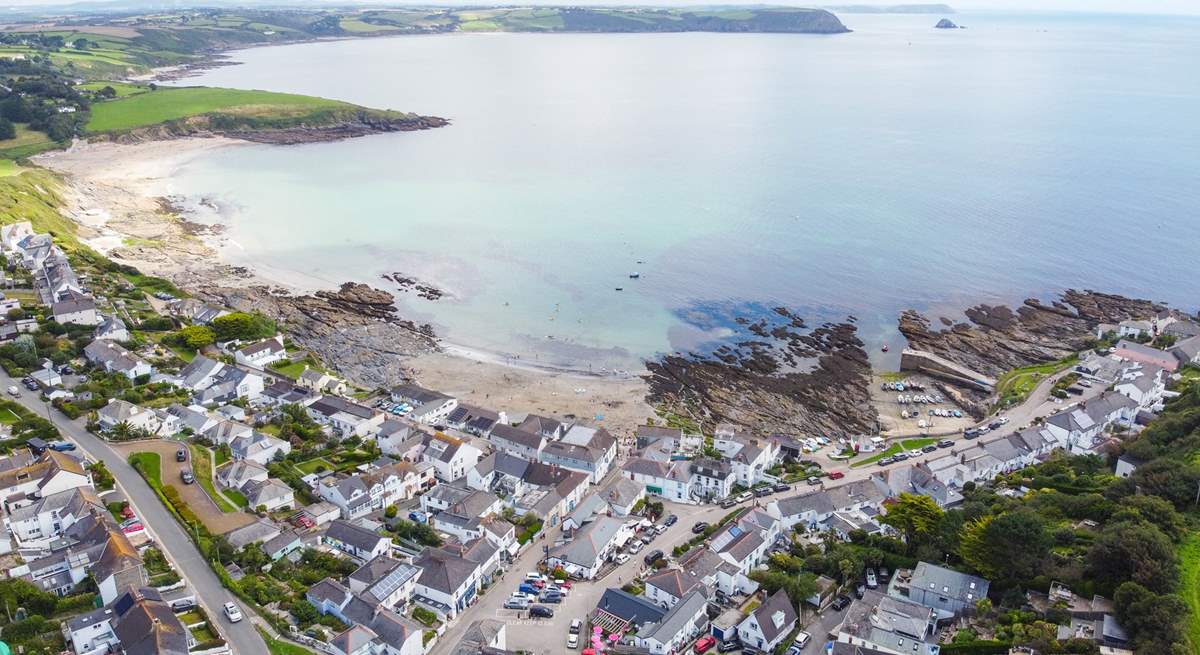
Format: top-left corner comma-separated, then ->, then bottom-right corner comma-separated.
94,112 -> 450,147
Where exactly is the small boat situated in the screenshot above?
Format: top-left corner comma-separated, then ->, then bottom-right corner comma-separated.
881,344 -> 889,352
629,272 -> 640,279
615,287 -> 623,291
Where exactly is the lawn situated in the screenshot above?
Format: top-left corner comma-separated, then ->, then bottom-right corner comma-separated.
268,359 -> 308,380
176,609 -> 204,625
852,438 -> 937,468
0,408 -> 20,424
188,444 -> 238,513
1180,533 -> 1200,651
294,457 -> 335,475
994,356 -> 1078,409
257,627 -> 317,655
87,86 -> 353,132
226,488 -> 249,508
0,124 -> 57,160
129,452 -> 163,486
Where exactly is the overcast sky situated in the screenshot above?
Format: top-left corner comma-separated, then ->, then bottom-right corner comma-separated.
0,0 -> 1197,14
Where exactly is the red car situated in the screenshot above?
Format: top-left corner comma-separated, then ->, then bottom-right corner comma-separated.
294,516 -> 315,529
828,471 -> 845,480
694,636 -> 716,654
122,523 -> 143,534
558,580 -> 573,590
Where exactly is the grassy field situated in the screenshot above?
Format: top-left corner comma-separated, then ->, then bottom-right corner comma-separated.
79,81 -> 149,98
129,452 -> 163,487
0,408 -> 20,424
339,19 -> 398,33
0,124 -> 57,160
994,356 -> 1078,409
853,438 -> 938,468
188,444 -> 238,513
86,86 -> 353,132
295,457 -> 335,475
1180,533 -> 1200,650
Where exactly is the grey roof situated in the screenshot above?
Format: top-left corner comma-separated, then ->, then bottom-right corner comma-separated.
489,452 -> 531,479
8,486 -> 102,523
263,530 -> 302,556
596,588 -> 667,626
750,589 -> 797,644
638,589 -> 708,643
243,478 -> 294,506
1083,391 -> 1137,423
331,625 -> 379,655
368,610 -> 422,650
909,562 -> 990,605
489,423 -> 545,451
52,296 -> 96,316
310,395 -> 377,420
238,337 -> 284,357
415,547 -> 481,594
111,588 -> 189,655
177,355 -> 222,388
548,516 -> 624,569
1115,340 -> 1175,364
636,425 -> 682,441
326,520 -> 388,552
776,490 -> 836,518
599,477 -> 644,508
644,568 -> 702,600
541,440 -> 600,464
308,577 -> 351,606
225,520 -> 281,549
392,383 -> 451,405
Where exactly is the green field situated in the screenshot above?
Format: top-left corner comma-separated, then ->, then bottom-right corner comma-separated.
226,488 -> 249,508
86,86 -> 352,132
339,19 -> 398,33
1180,533 -> 1200,650
294,457 -> 335,475
189,444 -> 238,513
994,356 -> 1078,409
0,124 -> 57,160
0,408 -> 20,424
79,81 -> 149,98
852,438 -> 938,468
129,452 -> 163,487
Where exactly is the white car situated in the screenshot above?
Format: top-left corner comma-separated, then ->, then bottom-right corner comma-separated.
567,634 -> 580,649
628,540 -> 644,554
615,552 -> 630,564
794,632 -> 811,648
997,416 -> 1010,424
223,602 -> 243,623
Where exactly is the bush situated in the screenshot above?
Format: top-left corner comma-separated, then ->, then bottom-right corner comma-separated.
411,606 -> 437,627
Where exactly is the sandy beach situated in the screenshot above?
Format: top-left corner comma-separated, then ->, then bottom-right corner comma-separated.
33,137 -> 655,433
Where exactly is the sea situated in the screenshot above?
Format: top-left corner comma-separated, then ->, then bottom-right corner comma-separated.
167,12 -> 1200,373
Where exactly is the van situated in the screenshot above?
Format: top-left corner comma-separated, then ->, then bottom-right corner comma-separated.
643,550 -> 664,566
6,386 -> 18,398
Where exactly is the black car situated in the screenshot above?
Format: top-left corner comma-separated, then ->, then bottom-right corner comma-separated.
529,605 -> 554,618
988,421 -> 1002,430
773,483 -> 791,493
877,457 -> 894,466
878,567 -> 891,582
830,595 -> 851,611
664,514 -> 678,527
854,584 -> 865,599
937,440 -> 955,448
921,444 -> 938,453
753,486 -> 773,497
717,640 -> 741,653
643,550 -> 664,566
176,448 -> 188,462
692,522 -> 709,534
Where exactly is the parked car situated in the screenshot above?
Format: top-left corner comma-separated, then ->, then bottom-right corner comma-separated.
655,524 -> 669,535
694,635 -> 717,654
866,569 -> 878,589
567,634 -> 579,650
518,583 -> 539,595
121,523 -> 143,534
997,416 -> 1010,424
988,421 -> 1002,430
717,639 -> 741,653
754,486 -> 773,497
640,534 -> 655,545
784,647 -> 801,655
408,511 -> 428,523
720,498 -> 737,509
615,552 -> 630,564
176,448 -> 187,462
540,591 -> 562,604
855,584 -> 865,599
120,506 -> 136,520
6,386 -> 19,398
529,605 -> 554,619
878,567 -> 891,582
505,596 -> 531,610
692,521 -> 709,534
773,483 -> 791,493
735,491 -> 753,503
49,441 -> 76,452
294,515 -> 315,529
644,550 -> 664,566
181,470 -> 194,484
806,476 -> 821,486
569,619 -> 583,635
664,514 -> 678,527
223,602 -> 243,623
627,540 -> 644,554
937,440 -> 954,448
877,457 -> 894,466
170,599 -> 196,612
793,632 -> 811,649
921,444 -> 938,453
831,595 -> 851,611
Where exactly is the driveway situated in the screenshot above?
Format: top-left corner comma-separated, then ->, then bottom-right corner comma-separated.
111,440 -> 256,535
0,370 -> 269,655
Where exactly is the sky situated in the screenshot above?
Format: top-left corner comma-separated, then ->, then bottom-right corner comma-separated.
0,0 -> 1196,14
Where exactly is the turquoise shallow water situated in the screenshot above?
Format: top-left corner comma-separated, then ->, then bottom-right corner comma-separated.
170,12 -> 1200,371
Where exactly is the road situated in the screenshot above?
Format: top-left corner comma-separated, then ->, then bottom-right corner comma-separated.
0,371 -> 270,655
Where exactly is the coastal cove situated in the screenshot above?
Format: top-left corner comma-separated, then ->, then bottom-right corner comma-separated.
42,12 -> 1200,375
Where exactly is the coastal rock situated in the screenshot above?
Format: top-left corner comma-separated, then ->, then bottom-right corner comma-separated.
645,311 -> 877,438
382,272 -> 446,301
898,289 -> 1165,380
96,112 -> 449,147
934,18 -> 961,28
204,284 -> 438,388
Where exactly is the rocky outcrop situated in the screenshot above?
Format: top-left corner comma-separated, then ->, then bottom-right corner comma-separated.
645,308 -> 877,438
898,290 -> 1164,380
96,112 -> 448,146
934,18 -> 961,28
201,283 -> 438,388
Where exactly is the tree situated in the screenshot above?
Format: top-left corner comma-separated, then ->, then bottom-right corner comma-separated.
0,116 -> 14,140
1087,520 -> 1177,594
1130,458 -> 1200,509
880,493 -> 943,553
175,325 -> 216,349
1,95 -> 30,122
748,569 -> 818,615
1116,495 -> 1186,542
1114,581 -> 1189,652
959,510 -> 1049,580
212,311 -> 276,342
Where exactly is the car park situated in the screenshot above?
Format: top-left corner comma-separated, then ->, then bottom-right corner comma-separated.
831,595 -> 851,611
223,602 -> 243,623
694,636 -> 717,654
530,605 -> 554,619
692,521 -> 709,534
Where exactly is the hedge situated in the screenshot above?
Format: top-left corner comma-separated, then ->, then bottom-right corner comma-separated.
939,641 -> 1011,655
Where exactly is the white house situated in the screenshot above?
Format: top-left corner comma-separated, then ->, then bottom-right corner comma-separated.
635,589 -> 709,655
420,432 -> 481,482
1114,364 -> 1167,410
83,340 -> 152,380
307,395 -> 385,438
643,568 -> 706,609
52,296 -> 101,326
390,383 -> 458,426
412,538 -> 500,619
234,335 -> 287,370
4,487 -> 104,554
323,520 -> 392,562
229,431 -> 292,465
738,590 -> 797,653
546,516 -> 633,579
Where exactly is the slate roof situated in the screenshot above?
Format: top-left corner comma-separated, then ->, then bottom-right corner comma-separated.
548,516 -> 625,569
749,589 -> 797,644
595,588 -> 667,626
909,561 -> 989,605
489,423 -> 545,451
644,568 -> 702,599
111,587 -> 189,655
326,520 -> 388,552
776,490 -> 836,518
415,547 -> 481,594
638,588 -> 707,644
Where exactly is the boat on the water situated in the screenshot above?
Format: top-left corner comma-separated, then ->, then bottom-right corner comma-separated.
615,287 -> 623,291
881,345 -> 889,352
629,272 -> 640,279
